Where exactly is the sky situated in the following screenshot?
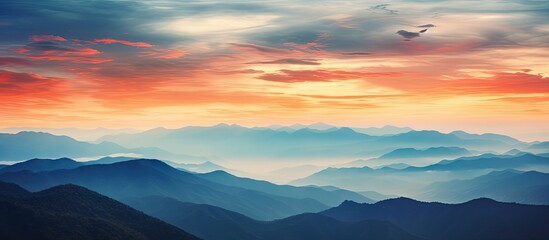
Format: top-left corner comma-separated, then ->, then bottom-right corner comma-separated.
0,0 -> 548,141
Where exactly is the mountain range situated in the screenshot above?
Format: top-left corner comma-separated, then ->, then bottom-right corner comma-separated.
97,124 -> 526,160
0,158 -> 369,220
292,153 -> 549,197
419,170 -> 549,204
0,182 -> 198,240
0,132 -> 199,161
126,195 -> 422,240
322,197 -> 549,240
0,127 -> 138,142
364,146 -> 472,166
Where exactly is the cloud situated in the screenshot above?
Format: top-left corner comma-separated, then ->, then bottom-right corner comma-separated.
0,57 -> 32,66
26,41 -> 101,55
370,4 -> 398,15
0,70 -> 67,96
19,38 -> 111,64
30,35 -> 67,42
27,55 -> 112,64
94,38 -> 154,48
257,69 -> 399,83
231,43 -> 288,54
250,58 -> 321,65
442,72 -> 549,95
340,52 -> 372,56
142,49 -> 188,59
396,30 -> 420,40
417,24 -> 436,28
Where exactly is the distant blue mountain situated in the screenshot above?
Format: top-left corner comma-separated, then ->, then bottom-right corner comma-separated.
0,159 -> 328,220
351,125 -> 414,135
0,132 -> 128,161
528,141 -> 549,153
419,170 -> 549,204
450,130 -> 522,144
407,153 -> 548,171
98,125 -> 525,160
0,131 -> 190,161
377,147 -> 471,159
126,195 -> 423,240
322,197 -> 549,240
292,153 -> 549,195
197,170 -> 373,206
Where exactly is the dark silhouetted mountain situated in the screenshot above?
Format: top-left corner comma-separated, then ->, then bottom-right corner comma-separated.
419,170 -> 549,204
377,147 -> 470,159
197,170 -> 373,206
0,183 -> 198,240
0,158 -> 84,174
0,159 -> 327,220
322,197 -> 549,240
126,195 -> 423,240
125,196 -> 261,240
0,181 -> 30,197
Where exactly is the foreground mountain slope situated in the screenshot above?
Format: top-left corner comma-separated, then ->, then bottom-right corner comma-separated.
322,197 -> 549,240
419,170 -> 549,204
0,159 -> 327,220
126,195 -> 423,240
0,182 -> 198,240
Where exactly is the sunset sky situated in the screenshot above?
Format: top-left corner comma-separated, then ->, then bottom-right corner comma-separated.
0,0 -> 547,140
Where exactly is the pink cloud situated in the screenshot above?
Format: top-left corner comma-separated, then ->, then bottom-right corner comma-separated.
30,35 -> 67,42
94,38 -> 154,48
0,57 -> 32,66
143,49 -> 188,59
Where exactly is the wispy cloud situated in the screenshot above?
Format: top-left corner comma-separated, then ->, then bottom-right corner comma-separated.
94,38 -> 154,48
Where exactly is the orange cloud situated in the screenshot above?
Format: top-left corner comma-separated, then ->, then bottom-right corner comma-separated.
0,70 -> 68,101
142,49 -> 188,59
28,55 -> 112,64
94,38 -> 154,48
441,72 -> 549,95
258,69 -> 400,83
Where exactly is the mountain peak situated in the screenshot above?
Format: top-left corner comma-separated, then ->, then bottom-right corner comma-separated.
339,199 -> 360,207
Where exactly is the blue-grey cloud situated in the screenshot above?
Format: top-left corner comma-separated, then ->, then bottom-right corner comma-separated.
396,30 -> 420,40
249,58 -> 321,65
370,4 -> 398,15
